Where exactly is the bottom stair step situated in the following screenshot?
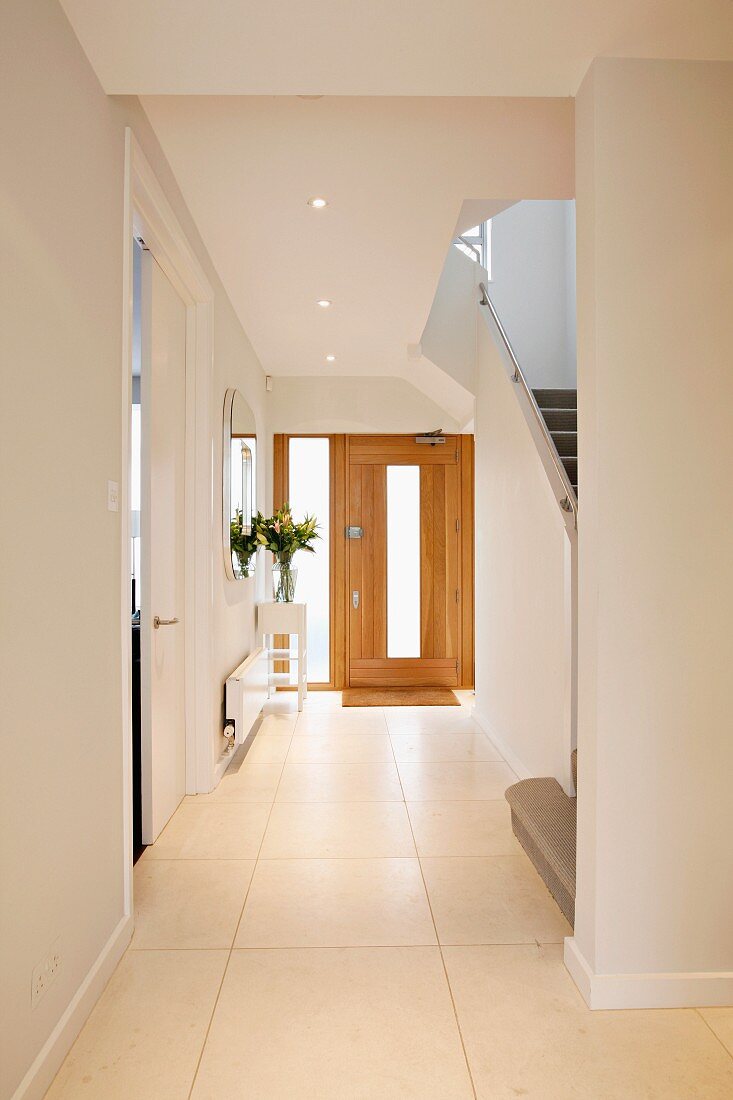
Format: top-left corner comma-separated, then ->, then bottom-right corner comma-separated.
505,777 -> 576,927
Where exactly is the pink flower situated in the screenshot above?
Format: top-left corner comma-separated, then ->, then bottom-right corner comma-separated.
272,520 -> 280,533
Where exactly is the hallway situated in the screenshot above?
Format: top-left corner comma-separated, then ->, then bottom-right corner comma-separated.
47,694 -> 733,1098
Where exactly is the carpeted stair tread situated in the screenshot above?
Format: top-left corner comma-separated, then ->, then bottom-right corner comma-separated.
506,776 -> 577,926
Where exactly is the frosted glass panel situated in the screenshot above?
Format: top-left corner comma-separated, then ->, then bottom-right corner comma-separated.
288,438 -> 330,682
387,466 -> 421,658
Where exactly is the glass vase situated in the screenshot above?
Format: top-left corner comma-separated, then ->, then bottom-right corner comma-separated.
235,552 -> 254,579
272,557 -> 297,602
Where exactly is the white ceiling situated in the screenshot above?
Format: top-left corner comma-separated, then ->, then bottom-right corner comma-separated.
139,96 -> 572,403
61,0 -> 733,96
61,2 -> 733,417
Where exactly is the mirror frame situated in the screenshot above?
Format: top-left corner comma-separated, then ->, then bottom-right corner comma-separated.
222,387 -> 256,582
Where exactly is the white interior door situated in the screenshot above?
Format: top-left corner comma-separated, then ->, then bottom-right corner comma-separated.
140,250 -> 187,843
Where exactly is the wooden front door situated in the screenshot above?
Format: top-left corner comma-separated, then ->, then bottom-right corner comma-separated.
347,435 -> 472,688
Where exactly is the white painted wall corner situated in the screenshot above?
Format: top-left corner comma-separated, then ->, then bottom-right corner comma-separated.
471,704 -> 532,781
564,937 -> 733,1010
11,917 -> 133,1100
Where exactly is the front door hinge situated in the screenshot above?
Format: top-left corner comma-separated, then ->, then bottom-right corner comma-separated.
456,658 -> 460,673
455,518 -> 460,533
455,588 -> 460,603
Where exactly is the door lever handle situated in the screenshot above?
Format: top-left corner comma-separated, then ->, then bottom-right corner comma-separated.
153,616 -> 180,629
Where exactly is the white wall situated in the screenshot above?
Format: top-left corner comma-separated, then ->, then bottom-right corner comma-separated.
473,321 -> 571,785
489,200 -> 577,390
420,244 -> 481,397
0,2 -> 267,1095
570,58 -> 733,1007
210,316 -> 269,766
268,376 -> 460,434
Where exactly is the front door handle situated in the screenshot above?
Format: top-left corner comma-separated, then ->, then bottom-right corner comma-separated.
352,591 -> 360,610
153,616 -> 180,629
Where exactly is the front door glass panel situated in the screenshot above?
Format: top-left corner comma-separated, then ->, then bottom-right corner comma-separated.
387,465 -> 421,658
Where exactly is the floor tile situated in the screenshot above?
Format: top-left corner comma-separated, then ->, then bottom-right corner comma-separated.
699,1008 -> 733,1056
407,801 -> 523,857
276,761 -> 403,802
257,712 -> 298,736
243,732 -> 291,763
184,759 -> 281,803
317,705 -> 387,721
421,855 -> 571,944
443,944 -> 733,1099
131,859 -> 255,949
286,732 -> 394,763
144,803 -> 270,860
397,761 -> 517,801
294,713 -> 388,735
190,947 -> 474,1099
235,858 -> 436,948
262,695 -> 301,716
388,719 -> 486,737
260,801 -> 416,858
385,709 -> 479,734
46,950 -> 227,1099
391,732 -> 503,763
296,691 -> 343,710
385,706 -> 472,720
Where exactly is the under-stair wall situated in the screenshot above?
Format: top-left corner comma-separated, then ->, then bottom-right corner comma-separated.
473,319 -> 574,792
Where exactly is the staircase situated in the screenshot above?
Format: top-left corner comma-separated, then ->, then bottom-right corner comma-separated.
533,389 -> 578,498
505,750 -> 578,927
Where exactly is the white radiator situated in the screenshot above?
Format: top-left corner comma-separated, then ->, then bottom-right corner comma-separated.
225,646 -> 269,746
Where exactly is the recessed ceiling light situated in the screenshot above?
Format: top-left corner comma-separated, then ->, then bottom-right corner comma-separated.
317,299 -> 332,308
326,355 -> 336,362
307,197 -> 328,209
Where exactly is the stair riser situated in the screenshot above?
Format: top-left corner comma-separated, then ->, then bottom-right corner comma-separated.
511,812 -> 575,928
542,409 -> 577,431
561,457 -> 577,481
551,432 -> 577,458
533,388 -> 577,410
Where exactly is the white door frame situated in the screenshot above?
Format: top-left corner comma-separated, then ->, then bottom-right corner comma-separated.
120,129 -> 214,912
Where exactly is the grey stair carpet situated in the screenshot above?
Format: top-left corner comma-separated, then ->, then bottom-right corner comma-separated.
505,766 -> 577,928
533,388 -> 578,498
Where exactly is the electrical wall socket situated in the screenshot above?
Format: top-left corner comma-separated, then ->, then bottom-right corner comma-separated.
31,940 -> 62,1008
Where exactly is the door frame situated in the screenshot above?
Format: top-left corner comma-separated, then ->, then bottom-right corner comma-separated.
274,433 -> 474,691
121,130 -> 215,911
345,434 -> 475,689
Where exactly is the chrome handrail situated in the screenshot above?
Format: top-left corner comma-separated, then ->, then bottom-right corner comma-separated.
455,235 -> 481,261
477,281 -> 578,526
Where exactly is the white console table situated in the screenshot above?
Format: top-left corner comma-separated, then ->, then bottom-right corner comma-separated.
257,602 -> 308,711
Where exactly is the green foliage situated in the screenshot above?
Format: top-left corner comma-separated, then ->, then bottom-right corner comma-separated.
230,509 -> 259,566
254,503 -> 320,560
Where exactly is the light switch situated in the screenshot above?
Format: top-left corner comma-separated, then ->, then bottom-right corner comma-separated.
107,480 -> 119,512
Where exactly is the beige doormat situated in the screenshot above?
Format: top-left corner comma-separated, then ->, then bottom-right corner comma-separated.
342,688 -> 460,707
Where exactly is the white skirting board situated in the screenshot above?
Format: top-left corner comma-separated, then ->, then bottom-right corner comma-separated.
564,937 -> 733,1009
471,705 -> 532,781
11,915 -> 133,1100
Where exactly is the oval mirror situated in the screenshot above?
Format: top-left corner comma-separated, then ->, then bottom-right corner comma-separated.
223,388 -> 257,580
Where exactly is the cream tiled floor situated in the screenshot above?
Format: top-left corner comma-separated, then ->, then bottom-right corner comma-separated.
47,693 -> 733,1098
